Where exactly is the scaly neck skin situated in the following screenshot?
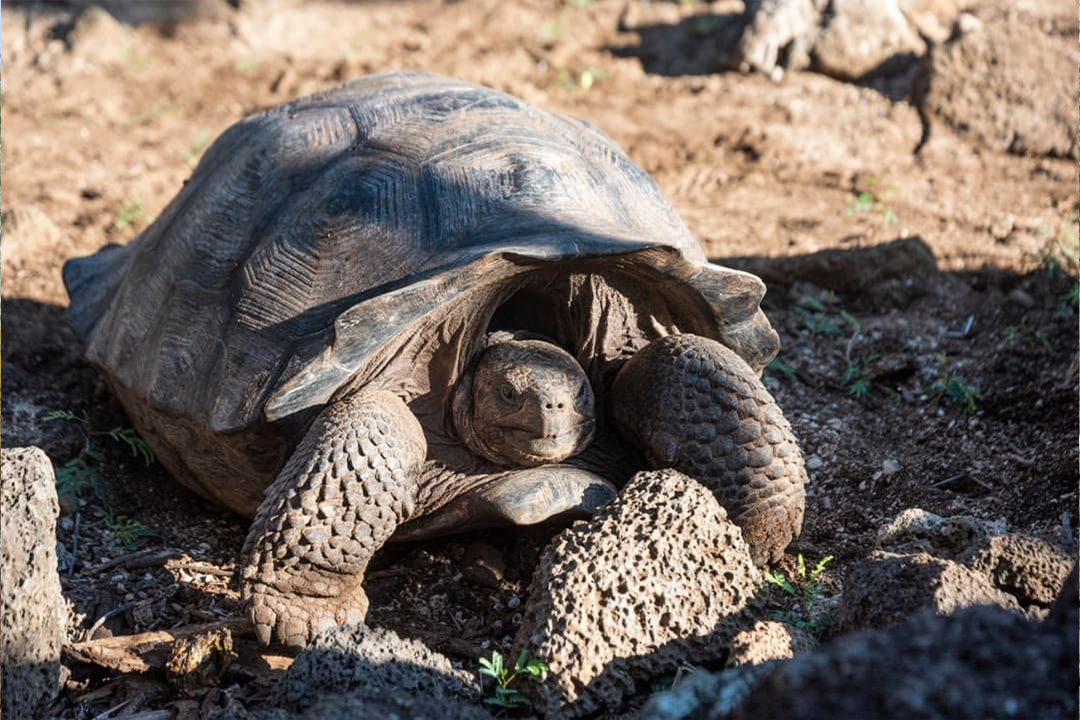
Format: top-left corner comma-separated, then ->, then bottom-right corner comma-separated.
452,337 -> 596,468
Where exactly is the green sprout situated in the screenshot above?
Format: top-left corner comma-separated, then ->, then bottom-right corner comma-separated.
181,128 -> 212,167
927,354 -> 979,415
479,650 -> 548,710
845,179 -> 899,226
766,357 -> 797,382
44,409 -> 155,505
105,513 -> 157,550
113,199 -> 145,231
764,554 -> 834,632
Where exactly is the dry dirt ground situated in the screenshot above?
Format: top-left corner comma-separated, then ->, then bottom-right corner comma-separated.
1,0 -> 1078,717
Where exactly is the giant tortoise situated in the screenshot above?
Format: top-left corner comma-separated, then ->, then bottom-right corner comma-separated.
64,71 -> 807,647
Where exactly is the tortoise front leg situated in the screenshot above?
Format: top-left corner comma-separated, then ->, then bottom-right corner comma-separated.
240,390 -> 426,648
610,334 -> 806,565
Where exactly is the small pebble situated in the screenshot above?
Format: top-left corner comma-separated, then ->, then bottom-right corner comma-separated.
881,459 -> 901,476
507,594 -> 521,609
806,455 -> 824,470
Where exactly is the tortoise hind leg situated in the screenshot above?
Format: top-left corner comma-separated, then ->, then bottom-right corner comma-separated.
240,390 -> 426,648
609,334 -> 806,565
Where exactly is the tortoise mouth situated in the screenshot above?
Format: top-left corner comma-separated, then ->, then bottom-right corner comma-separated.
493,419 -> 595,465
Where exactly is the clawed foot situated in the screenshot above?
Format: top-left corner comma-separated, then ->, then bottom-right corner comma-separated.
245,580 -> 369,648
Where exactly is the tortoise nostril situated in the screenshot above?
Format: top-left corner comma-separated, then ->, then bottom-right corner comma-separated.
544,402 -> 554,410
557,402 -> 565,409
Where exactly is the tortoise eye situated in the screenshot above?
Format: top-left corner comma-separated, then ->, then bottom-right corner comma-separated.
498,385 -> 516,402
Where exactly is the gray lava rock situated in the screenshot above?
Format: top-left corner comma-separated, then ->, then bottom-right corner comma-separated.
839,551 -> 1019,631
811,0 -> 924,80
737,0 -> 935,81
726,603 -> 1076,719
1,447 -> 66,720
639,573 -> 1078,720
737,0 -> 826,80
514,469 -> 762,718
637,663 -> 776,720
873,508 -> 1077,609
915,15 -> 1079,158
961,534 -> 1075,608
213,690 -> 492,720
874,507 -> 1002,559
272,623 -> 479,711
724,621 -> 814,668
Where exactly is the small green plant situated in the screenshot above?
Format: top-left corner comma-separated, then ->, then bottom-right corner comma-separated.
764,554 -> 834,632
1002,325 -> 1052,353
692,15 -> 724,35
537,16 -> 567,46
233,56 -> 263,73
842,357 -> 875,398
113,199 -> 146,231
44,410 -> 155,503
479,650 -> 548,710
181,128 -> 213,167
795,293 -> 842,336
105,513 -> 157,549
927,353 -> 978,415
845,178 -> 898,226
765,357 -> 797,382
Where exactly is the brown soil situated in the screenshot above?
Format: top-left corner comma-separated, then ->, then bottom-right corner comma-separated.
2,0 -> 1077,717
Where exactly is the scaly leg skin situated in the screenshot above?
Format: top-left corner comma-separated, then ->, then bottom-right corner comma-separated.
240,390 -> 426,648
610,334 -> 806,565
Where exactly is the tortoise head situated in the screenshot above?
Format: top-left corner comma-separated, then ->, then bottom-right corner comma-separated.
453,338 -> 595,467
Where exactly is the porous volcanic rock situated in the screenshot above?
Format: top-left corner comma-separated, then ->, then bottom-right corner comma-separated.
872,508 -> 1076,609
811,0 -> 925,80
725,603 -> 1077,720
874,507 -> 1002,559
960,534 -> 1075,608
737,0 -> 937,81
737,0 -> 826,80
214,623 -> 490,720
914,16 -> 1079,158
272,623 -> 480,710
1,447 -> 66,720
514,469 -> 763,718
723,620 -> 814,668
838,551 -> 1019,631
638,576 -> 1078,720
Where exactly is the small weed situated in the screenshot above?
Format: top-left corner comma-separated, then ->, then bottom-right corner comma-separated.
479,650 -> 548,710
927,353 -> 978,414
233,57 -> 263,73
105,513 -> 157,550
1056,283 -> 1079,317
44,409 -> 155,504
181,128 -> 213,167
113,199 -> 146,231
130,100 -> 175,126
1002,325 -> 1053,353
842,358 -> 875,399
764,554 -> 834,632
54,453 -> 103,500
692,15 -> 723,35
765,357 -> 797,382
537,17 -> 567,46
795,293 -> 842,336
554,67 -> 606,91
846,178 -> 899,227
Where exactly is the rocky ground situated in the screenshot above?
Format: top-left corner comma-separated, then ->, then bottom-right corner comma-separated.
1,0 -> 1077,718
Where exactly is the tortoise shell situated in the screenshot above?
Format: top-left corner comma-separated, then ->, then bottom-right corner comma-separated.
64,71 -> 778,515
